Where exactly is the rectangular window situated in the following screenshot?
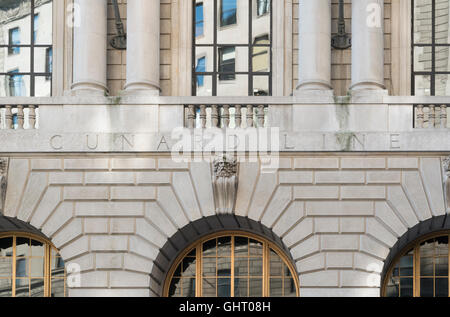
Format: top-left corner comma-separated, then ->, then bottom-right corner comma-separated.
192,0 -> 272,96
257,0 -> 270,16
220,0 -> 237,27
45,47 -> 53,80
412,0 -> 450,96
219,47 -> 236,80
0,0 -> 53,96
8,28 -> 20,55
196,56 -> 206,86
8,69 -> 24,97
34,14 -> 39,43
196,3 -> 204,37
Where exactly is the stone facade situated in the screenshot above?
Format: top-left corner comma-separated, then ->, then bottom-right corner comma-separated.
0,0 -> 449,298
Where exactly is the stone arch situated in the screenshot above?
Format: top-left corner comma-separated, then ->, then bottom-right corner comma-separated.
150,214 -> 297,296
380,214 -> 450,293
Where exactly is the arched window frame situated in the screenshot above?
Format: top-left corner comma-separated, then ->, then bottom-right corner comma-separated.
382,230 -> 450,297
163,231 -> 300,297
0,232 -> 66,297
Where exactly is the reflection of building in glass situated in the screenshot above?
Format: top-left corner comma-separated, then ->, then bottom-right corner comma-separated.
194,0 -> 271,96
413,0 -> 450,96
0,0 -> 53,97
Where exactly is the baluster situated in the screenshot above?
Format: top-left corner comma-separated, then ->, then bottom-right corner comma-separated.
17,105 -> 24,129
223,105 -> 230,128
441,105 -> 448,129
428,104 -> 435,129
187,105 -> 196,129
416,105 -> 424,129
211,105 -> 219,128
200,105 -> 207,129
29,105 -> 36,129
257,105 -> 265,127
246,105 -> 254,128
235,105 -> 242,128
5,105 -> 12,129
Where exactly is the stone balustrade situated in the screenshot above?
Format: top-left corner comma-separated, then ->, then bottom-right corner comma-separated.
415,104 -> 449,129
0,104 -> 38,130
185,104 -> 268,129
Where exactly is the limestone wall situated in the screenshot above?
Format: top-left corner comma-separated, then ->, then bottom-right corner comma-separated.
3,154 -> 447,297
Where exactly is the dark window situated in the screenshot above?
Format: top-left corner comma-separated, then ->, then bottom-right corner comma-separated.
412,0 -> 450,96
196,56 -> 206,86
218,47 -> 235,80
220,0 -> 237,27
196,3 -> 204,37
192,0 -> 272,96
257,0 -> 270,16
8,28 -> 20,55
0,0 -> 53,96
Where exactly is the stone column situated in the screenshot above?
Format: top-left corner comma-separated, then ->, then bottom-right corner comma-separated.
124,0 -> 160,95
351,0 -> 385,91
71,0 -> 108,95
296,0 -> 332,92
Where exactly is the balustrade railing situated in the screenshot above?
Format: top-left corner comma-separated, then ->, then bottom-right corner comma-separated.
185,104 -> 268,129
0,105 -> 38,130
414,104 -> 449,129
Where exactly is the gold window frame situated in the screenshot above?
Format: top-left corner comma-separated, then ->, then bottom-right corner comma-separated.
0,232 -> 66,297
163,231 -> 300,297
382,231 -> 450,297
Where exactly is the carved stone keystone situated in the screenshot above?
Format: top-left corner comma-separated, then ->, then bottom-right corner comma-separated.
212,156 -> 238,214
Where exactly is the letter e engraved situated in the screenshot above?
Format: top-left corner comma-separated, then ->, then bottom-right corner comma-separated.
390,134 -> 401,149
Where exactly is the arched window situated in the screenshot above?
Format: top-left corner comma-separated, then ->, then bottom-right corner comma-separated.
383,233 -> 450,297
0,233 -> 66,297
164,232 -> 299,297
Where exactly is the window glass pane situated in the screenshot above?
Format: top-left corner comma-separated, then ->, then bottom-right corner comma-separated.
234,257 -> 248,276
234,277 -> 248,297
218,46 -> 236,80
202,278 -> 216,297
256,0 -> 270,16
249,257 -> 263,276
0,0 -> 32,45
399,278 -> 413,297
195,3 -> 204,37
217,237 -> 231,256
15,278 -> 29,297
217,277 -> 231,297
182,257 -> 196,277
195,0 -> 213,44
1,47 -> 31,73
0,238 -> 13,256
234,237 -> 249,256
435,74 -> 450,96
203,238 -> 217,256
0,258 -> 12,277
414,46 -> 432,72
434,1 -> 450,44
436,257 -> 448,276
51,278 -> 65,297
249,239 -> 263,256
16,238 -> 30,257
217,259 -> 231,276
30,257 -> 44,278
420,278 -> 434,297
218,0 -> 248,44
253,75 -> 269,96
30,278 -> 44,297
169,277 -> 182,297
252,41 -> 270,72
284,278 -> 296,296
414,0 -> 433,44
182,278 -> 196,297
249,278 -> 262,297
435,46 -> 450,71
202,257 -> 216,277
415,75 -> 432,96
435,278 -> 448,297
269,278 -> 282,297
0,279 -> 12,297
220,0 -> 237,27
195,75 -> 213,96
217,74 -> 248,96
421,256 -> 434,276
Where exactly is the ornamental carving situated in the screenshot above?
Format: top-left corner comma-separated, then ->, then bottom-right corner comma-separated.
0,158 -> 8,215
443,156 -> 450,210
212,156 -> 238,214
